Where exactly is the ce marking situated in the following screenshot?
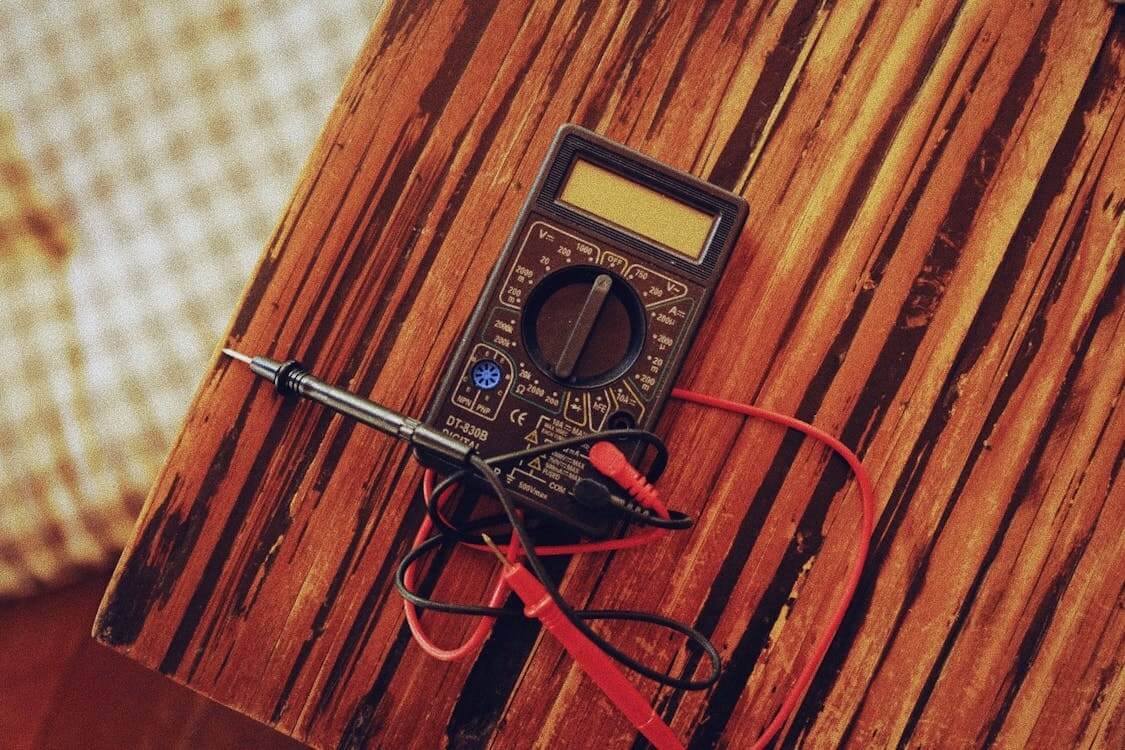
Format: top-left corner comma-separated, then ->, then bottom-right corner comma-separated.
509,408 -> 528,427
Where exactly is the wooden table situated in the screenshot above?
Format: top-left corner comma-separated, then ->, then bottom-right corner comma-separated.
96,2 -> 1125,748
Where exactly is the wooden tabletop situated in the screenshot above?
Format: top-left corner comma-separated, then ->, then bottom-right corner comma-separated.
96,2 -> 1125,748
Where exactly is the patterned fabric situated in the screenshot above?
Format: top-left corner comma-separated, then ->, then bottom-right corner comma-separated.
0,115 -> 120,594
0,0 -> 381,597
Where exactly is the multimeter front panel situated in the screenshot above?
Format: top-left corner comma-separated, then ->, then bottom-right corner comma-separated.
421,125 -> 747,536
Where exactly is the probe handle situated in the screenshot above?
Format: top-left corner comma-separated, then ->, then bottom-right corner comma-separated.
247,356 -> 473,464
500,562 -> 684,750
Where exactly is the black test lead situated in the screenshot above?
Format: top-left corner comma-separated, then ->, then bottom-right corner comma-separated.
221,348 -> 474,466
220,346 -> 704,749
219,346 -> 720,685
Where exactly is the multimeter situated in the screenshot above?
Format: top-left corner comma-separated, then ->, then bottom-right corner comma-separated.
420,125 -> 747,536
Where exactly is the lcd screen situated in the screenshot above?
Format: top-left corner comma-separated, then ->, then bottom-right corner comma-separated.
558,159 -> 715,260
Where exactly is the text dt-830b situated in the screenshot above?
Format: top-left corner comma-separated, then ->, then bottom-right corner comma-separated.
420,125 -> 748,536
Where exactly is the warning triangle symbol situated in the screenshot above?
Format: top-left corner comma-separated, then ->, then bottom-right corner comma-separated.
525,429 -> 539,444
528,457 -> 543,471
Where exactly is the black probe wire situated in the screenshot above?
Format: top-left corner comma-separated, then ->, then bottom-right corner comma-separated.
223,351 -> 716,686
424,467 -> 692,542
422,479 -> 691,547
487,429 -> 692,528
485,427 -> 670,477
421,428 -> 687,543
476,454 -> 719,690
394,442 -> 723,691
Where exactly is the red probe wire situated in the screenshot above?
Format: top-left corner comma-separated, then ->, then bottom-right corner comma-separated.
669,388 -> 875,750
402,469 -> 670,659
402,387 -> 876,749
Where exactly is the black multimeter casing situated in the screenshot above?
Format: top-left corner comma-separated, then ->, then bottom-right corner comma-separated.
417,124 -> 748,537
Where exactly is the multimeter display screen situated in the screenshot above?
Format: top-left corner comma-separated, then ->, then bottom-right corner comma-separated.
558,159 -> 715,260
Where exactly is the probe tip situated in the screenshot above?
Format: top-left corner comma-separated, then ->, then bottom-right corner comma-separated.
480,534 -> 513,568
222,347 -> 253,365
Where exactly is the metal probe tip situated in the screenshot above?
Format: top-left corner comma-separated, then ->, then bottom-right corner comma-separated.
480,534 -> 513,568
222,347 -> 253,365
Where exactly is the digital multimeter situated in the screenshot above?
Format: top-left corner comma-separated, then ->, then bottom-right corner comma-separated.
420,125 -> 747,536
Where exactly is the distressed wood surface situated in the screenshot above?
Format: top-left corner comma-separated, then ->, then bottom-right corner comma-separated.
96,2 -> 1125,748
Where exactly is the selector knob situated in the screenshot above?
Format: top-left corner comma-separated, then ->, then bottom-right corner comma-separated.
521,266 -> 646,387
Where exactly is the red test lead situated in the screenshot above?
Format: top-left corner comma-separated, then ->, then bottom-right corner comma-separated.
588,441 -> 668,516
480,535 -> 685,750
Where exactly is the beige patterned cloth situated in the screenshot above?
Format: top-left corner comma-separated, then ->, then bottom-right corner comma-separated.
0,0 -> 381,598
